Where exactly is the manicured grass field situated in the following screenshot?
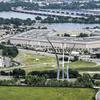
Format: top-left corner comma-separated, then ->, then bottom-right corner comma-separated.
14,52 -> 100,72
70,61 -> 97,71
14,52 -> 56,72
12,52 -> 100,72
0,87 -> 95,100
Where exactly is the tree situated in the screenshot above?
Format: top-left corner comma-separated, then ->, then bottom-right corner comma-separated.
93,74 -> 100,79
78,33 -> 88,37
69,69 -> 80,78
24,18 -> 33,25
76,74 -> 93,87
7,40 -> 11,45
25,75 -> 46,86
12,68 -> 26,78
2,45 -> 18,58
63,33 -> 70,37
35,16 -> 42,21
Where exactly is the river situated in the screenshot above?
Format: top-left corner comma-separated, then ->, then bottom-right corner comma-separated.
0,11 -> 100,34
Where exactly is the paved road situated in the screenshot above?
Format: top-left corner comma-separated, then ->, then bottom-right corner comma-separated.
18,48 -> 64,57
0,76 -> 12,80
96,90 -> 100,100
80,71 -> 100,75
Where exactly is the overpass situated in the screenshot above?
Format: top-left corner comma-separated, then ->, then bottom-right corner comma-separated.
40,9 -> 100,17
12,9 -> 87,18
12,8 -> 100,18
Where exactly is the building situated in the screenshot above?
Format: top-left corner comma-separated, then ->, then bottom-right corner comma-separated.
24,0 -> 32,3
0,50 -> 12,67
8,29 -> 100,54
0,0 -> 10,2
45,0 -> 64,4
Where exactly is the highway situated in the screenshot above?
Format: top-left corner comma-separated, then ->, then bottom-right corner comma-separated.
12,9 -> 86,18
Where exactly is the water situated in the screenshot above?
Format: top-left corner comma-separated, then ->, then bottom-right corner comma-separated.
0,11 -> 100,34
47,23 -> 100,34
0,11 -> 46,19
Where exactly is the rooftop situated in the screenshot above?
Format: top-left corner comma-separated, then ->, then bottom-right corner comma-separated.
10,29 -> 100,44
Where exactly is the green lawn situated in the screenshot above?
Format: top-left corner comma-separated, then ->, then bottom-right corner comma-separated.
70,61 -> 98,71
12,52 -> 100,72
14,52 -> 56,72
0,87 -> 95,100
13,52 -> 100,72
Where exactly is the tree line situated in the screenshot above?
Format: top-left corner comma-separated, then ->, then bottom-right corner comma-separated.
41,16 -> 100,24
0,18 -> 35,26
0,16 -> 100,26
0,2 -> 39,11
0,44 -> 18,58
0,1 -> 100,12
0,68 -> 97,88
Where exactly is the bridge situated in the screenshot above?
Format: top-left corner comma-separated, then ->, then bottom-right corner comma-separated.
12,8 -> 100,18
39,9 -> 100,16
12,9 -> 88,18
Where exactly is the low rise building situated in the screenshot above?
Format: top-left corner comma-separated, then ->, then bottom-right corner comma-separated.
0,56 -> 12,67
9,29 -> 100,54
0,50 -> 12,67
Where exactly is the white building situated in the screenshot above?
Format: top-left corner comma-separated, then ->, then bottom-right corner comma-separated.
0,56 -> 3,67
9,29 -> 100,54
0,56 -> 12,67
0,50 -> 12,67
24,0 -> 33,3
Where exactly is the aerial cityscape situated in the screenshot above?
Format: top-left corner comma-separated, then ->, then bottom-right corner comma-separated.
0,0 -> 100,100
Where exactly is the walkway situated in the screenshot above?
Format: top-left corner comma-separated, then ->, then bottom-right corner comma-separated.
96,90 -> 100,100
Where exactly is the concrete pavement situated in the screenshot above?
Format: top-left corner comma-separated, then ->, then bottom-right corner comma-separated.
96,90 -> 100,100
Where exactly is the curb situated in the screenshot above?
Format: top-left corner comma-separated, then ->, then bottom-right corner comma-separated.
95,90 -> 100,100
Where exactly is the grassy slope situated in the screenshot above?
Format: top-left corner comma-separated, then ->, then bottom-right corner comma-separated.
0,87 -> 95,100
14,52 -> 100,72
70,61 -> 98,71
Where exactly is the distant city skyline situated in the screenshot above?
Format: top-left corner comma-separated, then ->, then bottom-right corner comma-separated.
0,0 -> 99,3
0,0 -> 100,3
